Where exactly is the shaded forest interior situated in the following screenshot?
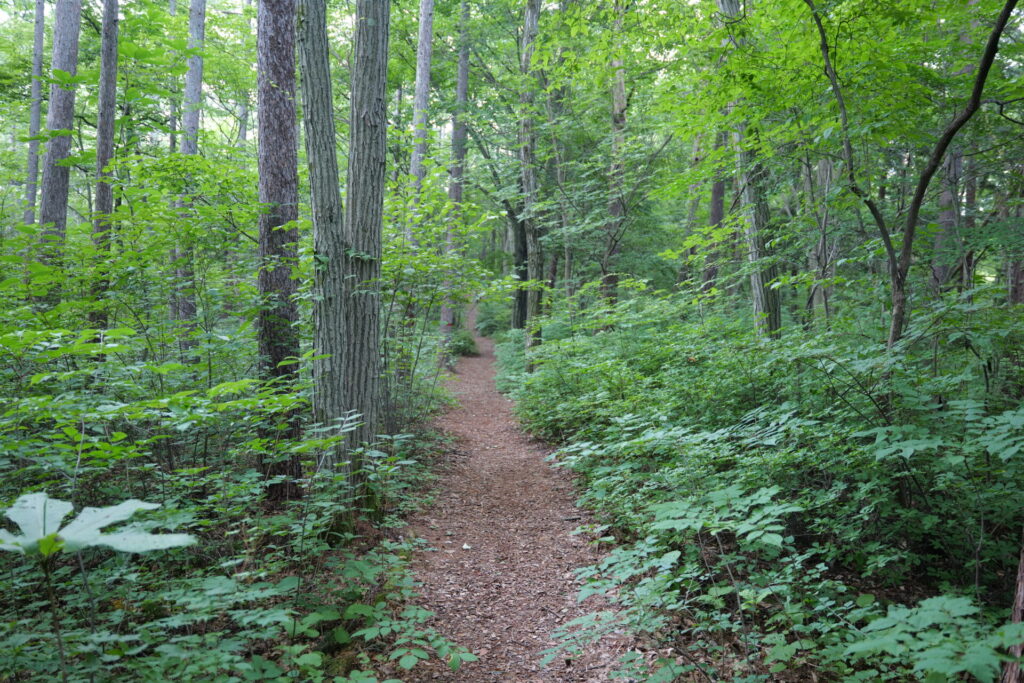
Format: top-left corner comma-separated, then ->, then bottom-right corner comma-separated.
1,0 -> 1024,680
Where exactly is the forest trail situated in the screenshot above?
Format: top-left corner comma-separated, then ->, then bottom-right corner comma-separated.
402,323 -> 630,682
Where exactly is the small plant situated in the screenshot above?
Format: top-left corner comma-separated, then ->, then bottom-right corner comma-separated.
0,492 -> 195,682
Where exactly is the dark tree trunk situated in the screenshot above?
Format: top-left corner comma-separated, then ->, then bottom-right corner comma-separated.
257,0 -> 302,501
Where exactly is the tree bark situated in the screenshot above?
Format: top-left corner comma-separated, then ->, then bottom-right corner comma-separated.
344,0 -> 389,451
90,0 -> 119,331
237,0 -> 253,144
23,0 -> 45,226
602,0 -> 627,306
519,0 -> 543,350
171,0 -> 206,351
736,135 -> 781,337
440,0 -> 470,349
703,131 -> 728,292
299,0 -> 348,472
408,0 -> 435,197
1001,526 -> 1024,683
38,0 -> 82,271
930,148 -> 961,295
717,0 -> 780,337
256,0 -> 302,501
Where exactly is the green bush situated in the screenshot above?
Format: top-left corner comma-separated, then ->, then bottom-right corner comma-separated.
446,328 -> 478,357
474,300 -> 512,337
498,288 -> 1024,681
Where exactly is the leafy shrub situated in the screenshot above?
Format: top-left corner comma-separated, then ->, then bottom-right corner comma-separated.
446,328 -> 478,357
474,300 -> 512,337
498,288 -> 1024,680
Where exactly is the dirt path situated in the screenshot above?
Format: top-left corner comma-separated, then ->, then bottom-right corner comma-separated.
402,327 -> 629,682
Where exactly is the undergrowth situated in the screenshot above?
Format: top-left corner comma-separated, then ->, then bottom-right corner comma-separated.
0,323 -> 475,681
495,284 -> 1024,681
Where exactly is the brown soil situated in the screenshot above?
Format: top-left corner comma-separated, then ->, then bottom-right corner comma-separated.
401,326 -> 631,682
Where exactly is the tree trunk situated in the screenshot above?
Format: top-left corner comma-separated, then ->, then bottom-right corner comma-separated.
736,139 -> 781,337
344,0 -> 389,452
171,0 -> 206,352
703,131 -> 727,292
169,0 -> 179,153
1009,205 -> 1024,305
237,0 -> 253,144
440,0 -> 469,349
519,0 -> 543,350
930,148 -> 961,295
90,0 -> 118,331
407,0 -> 434,198
1001,526 -> 1024,683
603,0 -> 627,306
256,0 -> 302,501
23,0 -> 45,225
37,0 -> 82,272
300,0 -> 347,472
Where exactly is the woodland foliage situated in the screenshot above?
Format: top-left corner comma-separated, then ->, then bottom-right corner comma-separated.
1,0 -> 1023,680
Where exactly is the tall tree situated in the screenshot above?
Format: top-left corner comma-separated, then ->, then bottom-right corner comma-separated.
440,0 -> 470,347
171,0 -> 207,348
90,0 -> 119,330
343,0 -> 390,452
37,0 -> 82,268
407,0 -> 435,198
717,0 -> 780,337
23,0 -> 45,226
299,0 -> 348,470
256,0 -> 302,500
519,0 -> 543,346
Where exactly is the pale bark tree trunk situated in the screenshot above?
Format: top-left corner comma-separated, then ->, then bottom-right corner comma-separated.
440,0 -> 470,349
171,0 -> 206,352
519,0 -> 543,349
735,133 -> 781,336
703,130 -> 728,292
237,0 -> 253,144
299,0 -> 347,471
408,0 -> 434,197
717,0 -> 780,337
23,0 -> 45,225
90,0 -> 119,331
256,0 -> 302,500
38,0 -> 82,270
805,158 -> 834,323
344,0 -> 389,451
169,0 -> 179,153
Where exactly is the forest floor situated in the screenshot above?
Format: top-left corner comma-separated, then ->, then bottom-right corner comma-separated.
399,323 -> 633,682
